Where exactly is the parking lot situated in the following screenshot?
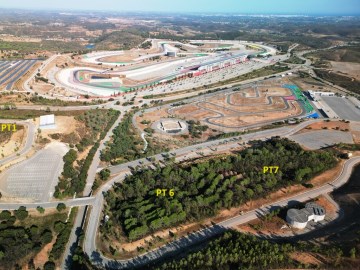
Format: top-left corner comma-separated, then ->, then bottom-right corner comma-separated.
290,130 -> 353,149
0,59 -> 37,90
322,96 -> 360,121
0,142 -> 68,202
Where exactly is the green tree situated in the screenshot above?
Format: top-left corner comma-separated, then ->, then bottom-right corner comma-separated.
350,247 -> 356,259
14,206 -> 28,220
99,168 -> 111,181
0,210 -> 11,220
41,230 -> 53,244
43,261 -> 55,270
56,203 -> 66,212
36,206 -> 45,214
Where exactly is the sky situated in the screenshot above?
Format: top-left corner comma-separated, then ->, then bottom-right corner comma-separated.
0,0 -> 359,15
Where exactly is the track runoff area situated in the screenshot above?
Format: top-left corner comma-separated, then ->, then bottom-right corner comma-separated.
56,39 -> 278,97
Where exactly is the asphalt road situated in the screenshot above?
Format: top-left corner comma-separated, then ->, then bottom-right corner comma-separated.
110,119 -> 322,175
62,110 -> 126,269
0,197 -> 95,210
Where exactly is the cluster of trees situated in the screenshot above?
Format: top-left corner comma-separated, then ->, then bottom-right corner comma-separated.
35,75 -> 49,83
75,109 -> 118,152
0,206 -> 72,269
140,41 -> 152,49
208,131 -> 242,141
152,231 -> 297,269
92,168 -> 111,191
104,138 -> 337,241
151,230 -> 348,270
54,109 -> 120,198
100,113 -> 143,164
100,113 -> 168,165
49,220 -> 72,260
186,120 -> 209,138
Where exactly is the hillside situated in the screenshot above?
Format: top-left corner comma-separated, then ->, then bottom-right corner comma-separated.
308,46 -> 360,63
93,30 -> 147,50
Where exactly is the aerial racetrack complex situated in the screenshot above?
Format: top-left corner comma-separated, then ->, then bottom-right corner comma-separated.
141,80 -> 316,134
55,39 -> 277,96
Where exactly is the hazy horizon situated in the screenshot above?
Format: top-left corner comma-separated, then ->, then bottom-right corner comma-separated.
0,0 -> 359,16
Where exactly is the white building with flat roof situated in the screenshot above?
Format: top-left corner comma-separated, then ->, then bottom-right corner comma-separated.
39,114 -> 56,129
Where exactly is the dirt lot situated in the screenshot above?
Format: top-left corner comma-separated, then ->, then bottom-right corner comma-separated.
330,61 -> 360,80
290,76 -> 339,93
170,85 -> 301,129
0,125 -> 25,158
289,252 -> 323,267
258,86 -> 292,96
0,92 -> 35,105
229,93 -> 267,105
210,101 -> 301,127
297,121 -> 350,134
296,120 -> 360,144
31,83 -> 54,93
34,115 -> 88,148
140,81 -> 303,139
208,95 -> 287,113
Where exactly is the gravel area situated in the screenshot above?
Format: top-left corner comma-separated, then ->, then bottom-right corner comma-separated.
290,130 -> 353,149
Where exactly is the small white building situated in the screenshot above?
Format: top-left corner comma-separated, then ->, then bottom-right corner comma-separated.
39,114 -> 56,129
286,202 -> 325,229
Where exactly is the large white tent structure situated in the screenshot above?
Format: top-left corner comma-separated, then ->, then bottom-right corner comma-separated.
39,114 -> 56,129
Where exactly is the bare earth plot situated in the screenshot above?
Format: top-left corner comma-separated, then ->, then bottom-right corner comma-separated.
0,142 -> 68,202
289,130 -> 353,150
170,85 -> 303,130
350,122 -> 360,143
321,96 -> 360,121
330,61 -> 360,80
